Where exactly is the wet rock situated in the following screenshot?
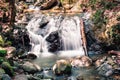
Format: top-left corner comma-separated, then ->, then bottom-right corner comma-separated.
39,18 -> 49,28
1,74 -> 12,80
19,52 -> 37,59
95,57 -> 107,67
26,0 -> 35,3
33,69 -> 54,80
1,62 -> 14,76
14,74 -> 28,80
71,56 -> 92,67
4,47 -> 16,58
12,28 -> 30,51
46,31 -> 61,52
97,63 -> 114,77
21,61 -> 42,74
52,59 -> 72,75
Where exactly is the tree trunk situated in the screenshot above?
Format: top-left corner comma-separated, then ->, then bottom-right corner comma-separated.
9,0 -> 16,27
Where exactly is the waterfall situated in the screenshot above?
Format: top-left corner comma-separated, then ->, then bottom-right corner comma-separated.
26,14 -> 86,57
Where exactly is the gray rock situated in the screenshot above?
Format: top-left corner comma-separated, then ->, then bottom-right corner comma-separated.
1,74 -> 12,80
97,63 -> 113,77
22,61 -> 42,73
14,74 -> 28,80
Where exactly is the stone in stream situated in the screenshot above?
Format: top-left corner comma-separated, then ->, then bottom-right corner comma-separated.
14,74 -> 28,80
21,61 -> 42,74
52,59 -> 72,75
18,52 -> 37,59
71,56 -> 92,67
97,63 -> 114,77
46,31 -> 61,52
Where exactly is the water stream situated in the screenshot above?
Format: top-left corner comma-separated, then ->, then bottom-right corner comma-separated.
26,14 -> 85,57
25,13 -> 102,80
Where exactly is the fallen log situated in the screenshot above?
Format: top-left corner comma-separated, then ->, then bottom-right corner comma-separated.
80,19 -> 87,56
40,0 -> 62,10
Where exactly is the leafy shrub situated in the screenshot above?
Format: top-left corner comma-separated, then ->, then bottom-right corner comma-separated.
92,9 -> 107,28
109,24 -> 120,46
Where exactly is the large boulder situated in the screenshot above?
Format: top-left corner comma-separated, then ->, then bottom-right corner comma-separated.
21,61 -> 42,74
52,59 -> 72,75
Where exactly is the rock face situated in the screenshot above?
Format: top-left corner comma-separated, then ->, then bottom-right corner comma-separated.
71,56 -> 92,67
52,59 -> 72,75
21,61 -> 42,74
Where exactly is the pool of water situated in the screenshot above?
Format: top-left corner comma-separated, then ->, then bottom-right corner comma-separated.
32,52 -> 100,80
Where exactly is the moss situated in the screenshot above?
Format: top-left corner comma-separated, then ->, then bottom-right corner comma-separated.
0,35 -> 5,47
0,68 -> 5,79
1,62 -> 14,76
92,9 -> 107,28
108,24 -> 120,48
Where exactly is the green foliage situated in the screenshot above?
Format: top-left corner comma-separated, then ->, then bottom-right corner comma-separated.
92,9 -> 107,28
0,50 -> 7,57
109,24 -> 120,45
0,68 -> 5,79
100,0 -> 117,10
0,57 -> 5,64
89,0 -> 117,10
0,35 -> 12,47
0,35 -> 5,47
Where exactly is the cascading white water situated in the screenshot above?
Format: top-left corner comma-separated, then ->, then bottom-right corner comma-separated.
60,16 -> 82,50
26,14 -> 86,57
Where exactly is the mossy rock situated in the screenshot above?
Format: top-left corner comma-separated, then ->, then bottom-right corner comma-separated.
0,68 -> 5,79
52,59 -> 72,75
0,50 -> 7,57
0,57 -> 5,64
1,62 -> 14,76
